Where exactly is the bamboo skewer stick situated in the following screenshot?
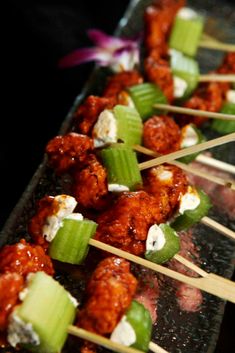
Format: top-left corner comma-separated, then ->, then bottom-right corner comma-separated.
196,154 -> 235,175
153,103 -> 235,121
68,326 -> 155,353
201,216 -> 235,241
199,40 -> 235,52
133,145 -> 235,190
89,239 -> 235,303
199,74 -> 235,82
138,133 -> 235,170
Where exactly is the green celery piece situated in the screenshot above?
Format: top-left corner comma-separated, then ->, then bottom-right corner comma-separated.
171,188 -> 212,231
145,224 -> 180,264
113,105 -> 143,145
211,102 -> 235,134
49,218 -> 97,264
169,16 -> 204,57
125,300 -> 152,352
128,83 -> 167,121
101,144 -> 142,191
13,272 -> 76,353
178,124 -> 206,164
170,50 -> 199,99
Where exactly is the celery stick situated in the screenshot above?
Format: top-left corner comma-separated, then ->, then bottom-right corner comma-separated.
169,16 -> 204,57
211,102 -> 235,134
49,217 -> 97,264
114,105 -> 143,145
8,272 -> 76,353
101,144 -> 142,191
128,83 -> 167,121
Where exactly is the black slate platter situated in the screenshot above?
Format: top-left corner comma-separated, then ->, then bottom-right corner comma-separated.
0,0 -> 235,353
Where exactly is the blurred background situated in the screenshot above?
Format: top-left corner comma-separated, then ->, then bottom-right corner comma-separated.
2,1 -> 235,352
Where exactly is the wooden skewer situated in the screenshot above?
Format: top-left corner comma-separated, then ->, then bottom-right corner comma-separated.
138,133 -> 235,170
201,216 -> 235,241
68,326 -> 167,353
89,239 -> 235,303
153,103 -> 235,121
199,39 -> 235,52
133,144 -> 235,241
133,145 -> 235,190
196,154 -> 235,175
199,74 -> 235,82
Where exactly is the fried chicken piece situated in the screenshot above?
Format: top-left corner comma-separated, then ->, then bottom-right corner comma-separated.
72,154 -> 109,210
45,132 -> 94,174
0,239 -> 54,277
103,70 -> 143,98
95,191 -> 166,256
143,164 -> 188,217
144,49 -> 174,102
144,0 -> 185,52
143,115 -> 181,154
77,256 -> 137,335
176,82 -> 223,126
73,95 -> 116,135
0,273 -> 24,331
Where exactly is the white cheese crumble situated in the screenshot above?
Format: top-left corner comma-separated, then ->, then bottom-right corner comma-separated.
179,186 -> 200,214
93,109 -> 118,147
108,184 -> 130,192
8,312 -> 40,348
42,195 -> 77,242
173,76 -> 188,98
226,90 -> 235,104
65,213 -> 84,221
19,288 -> 29,301
151,166 -> 173,183
177,7 -> 198,20
110,315 -> 136,346
146,224 -> 166,252
181,124 -> 199,148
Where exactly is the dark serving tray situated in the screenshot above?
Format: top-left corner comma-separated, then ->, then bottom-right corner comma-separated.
1,0 -> 235,352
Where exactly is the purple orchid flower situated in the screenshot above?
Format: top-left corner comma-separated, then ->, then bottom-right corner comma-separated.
58,29 -> 140,72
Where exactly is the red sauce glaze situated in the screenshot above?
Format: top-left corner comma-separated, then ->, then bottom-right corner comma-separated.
77,257 -> 137,335
0,239 -> 54,277
144,0 -> 186,52
46,132 -> 94,174
28,195 -> 59,248
95,191 -> 166,256
73,95 -> 116,135
0,272 -> 24,331
143,115 -> 181,154
144,49 -> 174,103
143,164 -> 188,217
72,154 -> 109,210
103,70 -> 143,98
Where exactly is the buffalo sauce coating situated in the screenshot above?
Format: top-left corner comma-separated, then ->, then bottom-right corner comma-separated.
74,95 -> 116,135
45,132 -> 94,174
0,273 -> 24,331
77,256 -> 137,335
0,239 -> 54,277
95,191 -> 167,256
102,70 -> 143,98
144,0 -> 186,102
72,154 -> 109,210
143,164 -> 188,217
28,195 -> 60,248
143,115 -> 181,154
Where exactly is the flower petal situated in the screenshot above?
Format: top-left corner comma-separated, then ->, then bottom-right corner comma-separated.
87,29 -> 126,50
58,47 -> 112,68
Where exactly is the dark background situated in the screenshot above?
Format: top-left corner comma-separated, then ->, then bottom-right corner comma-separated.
2,1 -> 235,352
